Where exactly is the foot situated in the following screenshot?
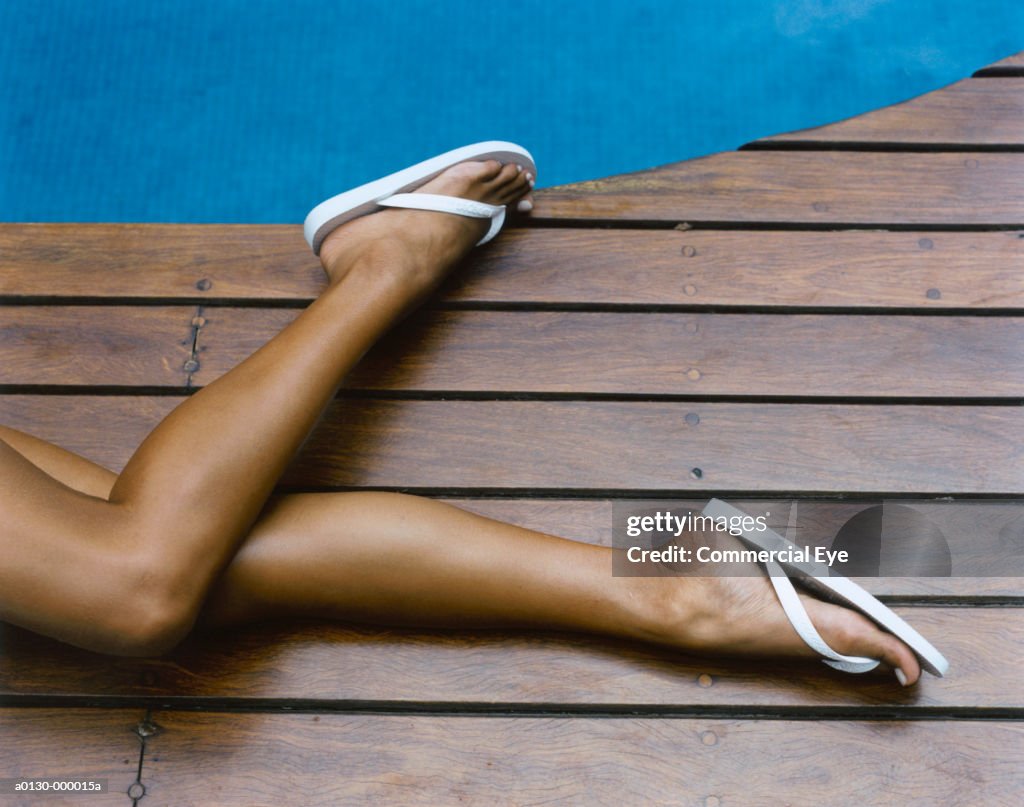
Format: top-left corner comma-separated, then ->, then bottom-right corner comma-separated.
625,560 -> 923,686
318,160 -> 534,288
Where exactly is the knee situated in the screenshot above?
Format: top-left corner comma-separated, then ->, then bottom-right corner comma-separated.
107,598 -> 194,658
94,553 -> 201,658
97,591 -> 194,658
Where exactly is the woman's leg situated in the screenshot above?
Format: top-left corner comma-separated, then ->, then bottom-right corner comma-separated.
194,492 -> 921,683
0,159 -> 532,656
0,426 -> 921,683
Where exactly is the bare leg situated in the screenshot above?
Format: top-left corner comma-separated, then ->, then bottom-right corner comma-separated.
106,161 -> 534,610
0,433 -> 921,684
194,492 -> 922,683
0,159 -> 532,656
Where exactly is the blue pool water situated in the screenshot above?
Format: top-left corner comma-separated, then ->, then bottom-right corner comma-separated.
1,0 -> 1021,223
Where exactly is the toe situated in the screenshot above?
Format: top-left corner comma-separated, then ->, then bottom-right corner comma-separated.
478,159 -> 504,179
851,615 -> 922,685
493,162 -> 522,185
499,172 -> 532,203
812,603 -> 923,685
442,160 -> 501,187
870,629 -> 922,685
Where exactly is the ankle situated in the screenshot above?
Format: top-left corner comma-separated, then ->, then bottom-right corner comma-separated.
346,244 -> 444,301
615,574 -> 713,650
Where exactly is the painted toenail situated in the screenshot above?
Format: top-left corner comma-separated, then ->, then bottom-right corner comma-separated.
517,199 -> 533,212
528,179 -> 535,188
516,164 -> 524,172
894,669 -> 908,686
526,172 -> 533,181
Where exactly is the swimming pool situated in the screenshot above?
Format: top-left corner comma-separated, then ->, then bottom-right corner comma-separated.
1,0 -> 1021,223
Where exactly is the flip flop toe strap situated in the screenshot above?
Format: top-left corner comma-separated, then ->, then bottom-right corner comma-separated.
378,193 -> 507,245
764,560 -> 880,674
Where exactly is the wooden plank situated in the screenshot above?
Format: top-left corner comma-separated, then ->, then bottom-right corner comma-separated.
975,51 -> 1024,75
461,229 -> 1024,309
282,400 -> 1024,494
2,609 -> 1020,708
453,496 -> 1024,550
139,713 -> 1024,806
7,307 -> 1024,397
5,225 -> 1023,310
534,152 -> 1024,225
0,223 -> 323,300
0,306 -> 196,387
0,708 -> 144,806
982,51 -> 1024,69
753,79 -> 1024,146
2,396 -> 1021,493
206,309 -> 1024,397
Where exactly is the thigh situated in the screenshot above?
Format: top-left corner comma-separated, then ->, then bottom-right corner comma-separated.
1,425 -> 293,635
0,425 -> 268,635
0,435 -> 134,647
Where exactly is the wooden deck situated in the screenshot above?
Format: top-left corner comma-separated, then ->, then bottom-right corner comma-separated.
2,52 -> 1023,805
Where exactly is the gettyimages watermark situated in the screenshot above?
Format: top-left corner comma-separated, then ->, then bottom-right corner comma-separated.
611,499 -> 1024,578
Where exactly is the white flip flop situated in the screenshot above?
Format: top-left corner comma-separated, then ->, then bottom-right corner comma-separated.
304,141 -> 537,255
702,499 -> 949,678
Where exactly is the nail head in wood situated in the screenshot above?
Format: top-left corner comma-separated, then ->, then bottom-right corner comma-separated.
134,720 -> 159,738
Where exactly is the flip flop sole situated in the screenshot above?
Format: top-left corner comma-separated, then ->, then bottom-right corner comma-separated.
304,141 -> 537,254
703,498 -> 949,677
